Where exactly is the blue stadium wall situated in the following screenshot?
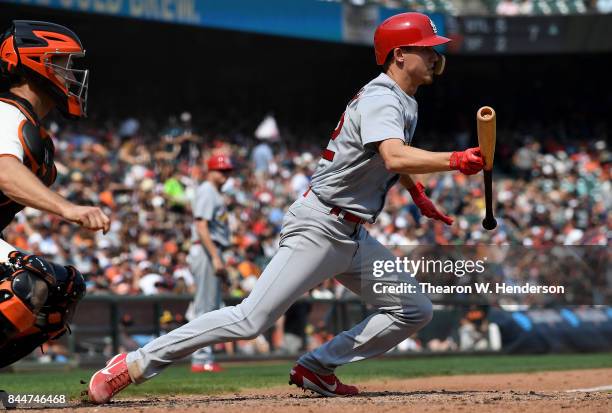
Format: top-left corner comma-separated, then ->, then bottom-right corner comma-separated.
0,0 -> 447,45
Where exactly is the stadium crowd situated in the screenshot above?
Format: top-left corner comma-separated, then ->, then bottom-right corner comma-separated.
4,112 -> 608,361
3,114 -> 609,300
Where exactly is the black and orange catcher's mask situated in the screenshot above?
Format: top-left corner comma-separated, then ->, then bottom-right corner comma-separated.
0,20 -> 88,119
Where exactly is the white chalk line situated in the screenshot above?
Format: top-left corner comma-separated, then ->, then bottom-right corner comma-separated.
566,384 -> 612,393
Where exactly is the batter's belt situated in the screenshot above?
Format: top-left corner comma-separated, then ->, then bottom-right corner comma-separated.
302,187 -> 366,225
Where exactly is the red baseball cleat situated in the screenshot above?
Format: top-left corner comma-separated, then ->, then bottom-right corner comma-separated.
289,364 -> 359,397
88,353 -> 133,404
191,362 -> 224,373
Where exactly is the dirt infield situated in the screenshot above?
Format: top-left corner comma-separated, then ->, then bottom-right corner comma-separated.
38,368 -> 612,413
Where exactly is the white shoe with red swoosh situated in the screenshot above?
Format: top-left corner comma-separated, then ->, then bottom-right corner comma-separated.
88,353 -> 133,404
289,364 -> 359,397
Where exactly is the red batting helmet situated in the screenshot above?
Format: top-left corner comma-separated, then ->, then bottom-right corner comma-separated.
207,154 -> 233,171
374,13 -> 451,66
0,20 -> 88,119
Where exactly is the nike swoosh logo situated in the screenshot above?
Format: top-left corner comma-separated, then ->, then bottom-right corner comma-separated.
100,357 -> 124,376
314,373 -> 337,392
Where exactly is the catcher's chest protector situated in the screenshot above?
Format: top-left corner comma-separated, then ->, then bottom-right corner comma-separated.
0,93 -> 57,231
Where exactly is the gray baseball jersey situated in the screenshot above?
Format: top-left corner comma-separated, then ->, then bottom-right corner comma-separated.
124,73 -> 432,385
191,181 -> 230,247
310,73 -> 418,222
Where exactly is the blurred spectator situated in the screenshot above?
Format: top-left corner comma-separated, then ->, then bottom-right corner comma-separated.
280,301 -> 312,353
137,262 -> 168,295
172,252 -> 196,294
160,310 -> 188,334
251,140 -> 274,175
518,0 -> 534,14
36,340 -> 70,364
395,335 -> 423,352
496,0 -> 521,14
512,141 -> 540,180
118,313 -> 142,352
311,280 -> 335,300
459,305 -> 502,351
427,337 -> 457,352
598,0 -> 612,12
291,165 -> 311,197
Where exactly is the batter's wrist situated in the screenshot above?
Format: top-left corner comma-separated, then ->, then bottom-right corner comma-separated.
449,152 -> 460,170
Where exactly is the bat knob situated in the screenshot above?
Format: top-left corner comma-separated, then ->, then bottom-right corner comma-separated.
482,217 -> 497,231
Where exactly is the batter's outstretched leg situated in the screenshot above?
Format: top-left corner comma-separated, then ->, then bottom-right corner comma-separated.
88,200 -> 358,403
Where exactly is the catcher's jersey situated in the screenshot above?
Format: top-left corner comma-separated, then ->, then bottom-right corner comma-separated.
310,73 -> 418,222
191,181 -> 230,248
0,94 -> 57,231
0,100 -> 27,162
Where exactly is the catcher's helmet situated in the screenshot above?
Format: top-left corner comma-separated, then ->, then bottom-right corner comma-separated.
207,154 -> 233,171
374,13 -> 451,66
0,20 -> 88,119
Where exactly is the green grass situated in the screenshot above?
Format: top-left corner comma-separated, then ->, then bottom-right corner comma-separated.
1,353 -> 611,400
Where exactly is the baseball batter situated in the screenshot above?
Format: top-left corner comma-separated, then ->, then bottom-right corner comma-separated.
89,12 -> 484,403
188,154 -> 233,373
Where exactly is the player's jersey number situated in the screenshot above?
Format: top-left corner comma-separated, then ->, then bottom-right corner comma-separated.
321,89 -> 363,162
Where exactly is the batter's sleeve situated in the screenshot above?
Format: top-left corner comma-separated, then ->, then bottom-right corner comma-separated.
0,105 -> 25,162
193,184 -> 215,221
359,94 -> 406,146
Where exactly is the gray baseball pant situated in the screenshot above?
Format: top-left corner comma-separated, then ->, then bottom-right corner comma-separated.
126,191 -> 432,382
187,243 -> 222,365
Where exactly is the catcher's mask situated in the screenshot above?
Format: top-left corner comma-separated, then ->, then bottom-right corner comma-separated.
0,20 -> 88,119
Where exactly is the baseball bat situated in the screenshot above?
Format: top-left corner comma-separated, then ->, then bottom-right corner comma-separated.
476,106 -> 497,230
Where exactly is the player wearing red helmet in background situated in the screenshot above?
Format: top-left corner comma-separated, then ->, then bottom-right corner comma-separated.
187,154 -> 234,373
0,21 -> 109,367
89,13 -> 484,403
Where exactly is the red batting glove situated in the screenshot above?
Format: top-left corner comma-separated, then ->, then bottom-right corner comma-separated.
408,182 -> 454,225
449,147 -> 484,175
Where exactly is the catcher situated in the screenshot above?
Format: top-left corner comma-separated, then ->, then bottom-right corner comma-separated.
0,20 -> 109,367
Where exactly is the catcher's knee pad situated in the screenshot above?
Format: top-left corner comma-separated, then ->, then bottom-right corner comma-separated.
0,251 -> 85,340
0,268 -> 49,338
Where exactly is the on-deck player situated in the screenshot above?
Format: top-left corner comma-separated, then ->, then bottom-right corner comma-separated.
88,12 -> 484,403
188,154 -> 234,373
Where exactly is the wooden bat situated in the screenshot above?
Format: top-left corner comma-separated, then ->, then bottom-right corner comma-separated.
477,106 -> 497,230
